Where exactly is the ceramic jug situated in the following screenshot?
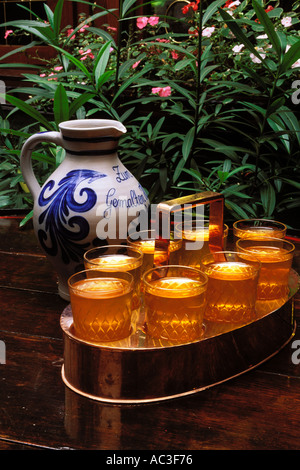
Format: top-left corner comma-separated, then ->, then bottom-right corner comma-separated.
20,119 -> 149,300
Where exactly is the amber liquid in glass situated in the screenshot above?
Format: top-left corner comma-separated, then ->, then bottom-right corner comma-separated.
70,277 -> 133,342
204,262 -> 258,323
85,254 -> 141,309
238,246 -> 292,300
131,239 -> 181,274
144,277 -> 206,342
234,226 -> 285,240
177,226 -> 228,268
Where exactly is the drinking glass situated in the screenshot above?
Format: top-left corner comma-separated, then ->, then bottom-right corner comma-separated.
200,252 -> 261,323
127,230 -> 182,276
174,221 -> 228,267
143,265 -> 208,343
84,245 -> 143,311
68,269 -> 134,343
236,238 -> 295,301
233,219 -> 286,241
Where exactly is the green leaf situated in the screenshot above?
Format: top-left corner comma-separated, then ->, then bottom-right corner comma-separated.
202,0 -> 228,26
0,62 -> 40,69
93,41 -> 112,87
43,3 -> 54,30
173,158 -> 186,183
252,0 -> 281,58
159,167 -> 168,192
53,84 -> 69,124
88,26 -> 116,46
266,98 -> 286,118
225,200 -> 252,219
0,41 -> 40,62
260,183 -> 276,216
4,94 -> 54,130
280,178 -> 300,190
69,92 -> 96,118
19,210 -> 33,227
53,46 -> 91,81
112,65 -> 151,103
0,20 -> 55,43
182,127 -> 195,162
122,0 -> 139,16
279,39 -> 300,74
53,0 -> 64,39
174,59 -> 194,72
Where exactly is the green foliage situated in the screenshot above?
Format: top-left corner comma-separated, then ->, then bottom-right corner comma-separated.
0,0 -> 300,227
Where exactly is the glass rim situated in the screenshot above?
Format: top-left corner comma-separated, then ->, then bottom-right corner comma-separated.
142,264 -> 208,291
233,218 -> 287,231
127,234 -> 182,252
83,244 -> 143,262
174,221 -> 229,229
200,251 -> 262,269
68,268 -> 134,292
236,237 -> 295,254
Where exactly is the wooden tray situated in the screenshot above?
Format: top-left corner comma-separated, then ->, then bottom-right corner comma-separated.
60,269 -> 299,404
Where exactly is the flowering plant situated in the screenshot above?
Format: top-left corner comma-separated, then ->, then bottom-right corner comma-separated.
1,0 -> 300,226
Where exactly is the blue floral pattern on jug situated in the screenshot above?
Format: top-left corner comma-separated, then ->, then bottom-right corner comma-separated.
37,169 -> 107,264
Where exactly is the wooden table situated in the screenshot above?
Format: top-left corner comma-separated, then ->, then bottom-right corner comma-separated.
0,213 -> 300,451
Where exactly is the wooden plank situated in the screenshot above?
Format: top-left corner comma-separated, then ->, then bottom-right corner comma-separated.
0,331 -> 300,450
0,252 -> 58,292
0,218 -> 41,254
0,287 -> 66,339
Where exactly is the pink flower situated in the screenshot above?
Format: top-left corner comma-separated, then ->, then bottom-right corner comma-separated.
79,24 -> 89,32
292,59 -> 300,68
47,73 -> 57,81
281,17 -> 292,27
79,48 -> 94,60
148,16 -> 159,26
132,60 -> 141,69
67,28 -> 75,40
202,26 -> 215,37
137,17 -> 148,30
156,38 -> 170,43
232,44 -> 244,53
54,66 -> 63,71
4,29 -> 13,40
152,87 -> 161,95
152,86 -> 172,97
159,86 -> 171,97
171,51 -> 179,59
39,73 -> 46,78
182,1 -> 200,14
188,27 -> 199,37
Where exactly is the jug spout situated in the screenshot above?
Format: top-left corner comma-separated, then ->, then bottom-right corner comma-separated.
59,119 -> 127,138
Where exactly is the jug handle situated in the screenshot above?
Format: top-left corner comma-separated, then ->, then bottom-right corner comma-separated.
20,131 -> 63,201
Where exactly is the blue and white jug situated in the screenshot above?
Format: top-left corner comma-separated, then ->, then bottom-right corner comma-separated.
20,119 -> 149,300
